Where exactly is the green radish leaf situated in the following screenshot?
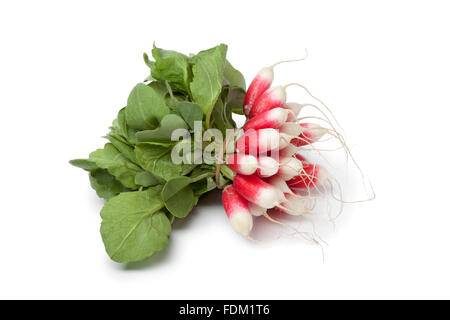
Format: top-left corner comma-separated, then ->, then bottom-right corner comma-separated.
190,44 -> 228,127
89,143 -> 142,189
135,171 -> 162,187
166,212 -> 176,224
150,45 -> 191,94
224,101 -> 236,129
143,52 -> 152,68
210,92 -> 235,135
227,87 -> 246,113
69,159 -> 98,171
89,169 -> 130,200
125,83 -> 170,130
136,114 -> 188,143
135,143 -> 184,180
162,176 -> 195,218
210,97 -> 227,134
116,107 -> 128,139
223,59 -> 246,90
173,100 -> 203,130
106,134 -> 138,164
100,187 -> 170,263
231,105 -> 245,115
148,81 -> 169,99
191,176 -> 217,197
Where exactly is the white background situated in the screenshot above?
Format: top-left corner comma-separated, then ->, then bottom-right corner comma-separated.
1,0 -> 449,299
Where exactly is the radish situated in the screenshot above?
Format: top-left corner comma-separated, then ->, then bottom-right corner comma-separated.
280,122 -> 304,137
249,81 -> 336,121
243,68 -> 273,117
291,123 -> 328,147
255,156 -> 279,178
276,193 -> 311,216
233,174 -> 285,209
249,86 -> 287,118
222,185 -> 253,236
287,162 -> 326,189
278,156 -> 303,180
248,202 -> 266,217
279,144 -> 301,158
243,108 -> 291,131
285,102 -> 302,121
235,128 -> 289,155
226,153 -> 258,175
264,175 -> 294,195
243,54 -> 308,117
294,153 -> 308,162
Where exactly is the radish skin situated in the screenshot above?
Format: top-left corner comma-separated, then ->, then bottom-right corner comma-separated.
244,67 -> 273,116
255,156 -> 279,178
277,193 -> 310,216
287,163 -> 326,189
248,202 -> 266,217
285,102 -> 301,121
233,175 -> 285,209
249,86 -> 286,118
243,54 -> 308,117
291,123 -> 328,147
243,108 -> 290,131
278,156 -> 303,180
264,175 -> 294,195
222,185 -> 254,236
236,128 -> 289,155
226,153 -> 258,175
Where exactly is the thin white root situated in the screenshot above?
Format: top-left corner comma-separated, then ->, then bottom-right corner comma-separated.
284,82 -> 346,134
269,49 -> 308,69
263,212 -> 317,244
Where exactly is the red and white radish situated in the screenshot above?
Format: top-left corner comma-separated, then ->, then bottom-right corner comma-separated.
248,202 -> 266,217
222,185 -> 253,236
243,67 -> 274,117
235,128 -> 289,155
243,108 -> 290,131
226,153 -> 258,175
243,54 -> 308,117
233,174 -> 285,209
291,123 -> 328,147
276,193 -> 311,216
287,162 -> 326,189
264,175 -> 294,195
249,86 -> 287,118
278,156 -> 304,180
255,156 -> 279,178
285,102 -> 302,120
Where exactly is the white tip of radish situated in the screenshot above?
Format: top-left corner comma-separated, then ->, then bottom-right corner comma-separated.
307,123 -> 328,141
285,102 -> 301,118
248,203 -> 266,217
239,155 -> 259,175
230,209 -> 254,236
270,107 -> 290,124
270,86 -> 287,102
279,133 -> 291,149
257,187 -> 284,209
281,122 -> 304,137
280,194 -> 310,216
258,67 -> 274,82
279,144 -> 301,158
265,176 -> 294,195
279,157 -> 303,180
257,156 -> 279,177
259,128 -> 283,152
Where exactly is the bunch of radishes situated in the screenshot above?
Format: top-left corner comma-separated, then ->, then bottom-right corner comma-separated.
222,61 -> 335,238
